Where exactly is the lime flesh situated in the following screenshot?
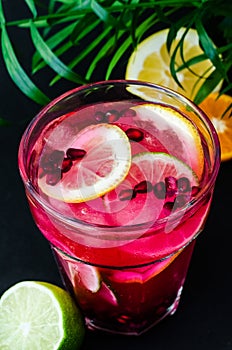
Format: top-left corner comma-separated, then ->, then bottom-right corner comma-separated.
0,281 -> 85,350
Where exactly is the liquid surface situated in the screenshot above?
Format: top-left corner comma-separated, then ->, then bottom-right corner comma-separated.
26,100 -> 212,264
30,101 -> 205,227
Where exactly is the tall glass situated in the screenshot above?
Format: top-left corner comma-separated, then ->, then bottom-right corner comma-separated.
18,81 -> 220,335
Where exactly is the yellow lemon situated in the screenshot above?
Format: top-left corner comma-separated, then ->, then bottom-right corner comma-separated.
38,123 -> 131,203
126,28 -> 222,100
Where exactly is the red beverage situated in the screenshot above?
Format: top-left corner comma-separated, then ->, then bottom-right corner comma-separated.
18,81 -> 220,335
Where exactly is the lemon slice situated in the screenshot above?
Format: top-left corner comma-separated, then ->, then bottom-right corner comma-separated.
103,152 -> 199,227
38,123 -> 131,203
0,281 -> 85,350
126,27 -> 222,100
131,103 -> 204,179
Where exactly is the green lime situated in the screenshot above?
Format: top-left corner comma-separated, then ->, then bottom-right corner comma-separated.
0,281 -> 85,350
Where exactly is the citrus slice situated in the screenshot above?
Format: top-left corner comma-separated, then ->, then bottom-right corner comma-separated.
103,152 -> 199,227
0,281 -> 85,350
126,27 -> 222,100
110,249 -> 182,284
73,264 -> 101,293
38,123 -> 131,202
198,93 -> 232,161
131,103 -> 204,179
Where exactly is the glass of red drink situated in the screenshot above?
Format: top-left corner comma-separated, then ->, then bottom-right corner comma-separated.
18,81 -> 220,335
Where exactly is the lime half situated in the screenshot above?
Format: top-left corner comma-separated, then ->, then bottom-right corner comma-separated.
0,281 -> 85,350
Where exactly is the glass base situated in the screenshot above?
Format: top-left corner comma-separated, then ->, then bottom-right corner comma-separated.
84,286 -> 183,336
52,241 -> 195,336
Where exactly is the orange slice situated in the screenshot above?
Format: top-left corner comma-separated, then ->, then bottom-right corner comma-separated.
126,28 -> 222,100
38,123 -> 131,202
199,93 -> 232,161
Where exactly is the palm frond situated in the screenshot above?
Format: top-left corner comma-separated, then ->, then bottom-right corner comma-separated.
0,0 -> 231,114
0,0 -> 50,105
29,21 -> 88,84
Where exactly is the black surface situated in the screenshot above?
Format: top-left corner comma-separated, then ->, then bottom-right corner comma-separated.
1,10 -> 232,350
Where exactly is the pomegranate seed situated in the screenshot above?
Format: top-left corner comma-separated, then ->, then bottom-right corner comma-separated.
40,150 -> 64,172
46,171 -> 62,186
40,161 -> 55,173
40,154 -> 48,168
153,181 -> 166,199
165,176 -> 177,197
163,201 -> 174,214
126,128 -> 144,142
61,157 -> 73,173
94,111 -> 105,122
48,150 -> 65,164
134,180 -> 153,193
66,148 -> 86,160
175,194 -> 188,208
120,108 -> 137,118
119,189 -> 136,201
177,177 -> 191,193
105,110 -> 120,123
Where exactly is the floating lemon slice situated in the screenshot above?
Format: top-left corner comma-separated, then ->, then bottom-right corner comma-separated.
199,93 -> 232,162
131,103 -> 204,180
38,123 -> 131,203
126,27 -> 222,100
103,152 -> 199,227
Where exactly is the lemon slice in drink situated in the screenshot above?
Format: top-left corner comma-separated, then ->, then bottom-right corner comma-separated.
103,152 -> 199,227
131,103 -> 204,179
0,281 -> 85,350
126,27 -> 222,100
38,123 -> 131,203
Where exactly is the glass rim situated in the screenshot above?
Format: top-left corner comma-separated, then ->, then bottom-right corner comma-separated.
18,79 -> 221,232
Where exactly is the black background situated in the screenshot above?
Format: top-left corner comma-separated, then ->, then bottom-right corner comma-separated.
0,2 -> 232,349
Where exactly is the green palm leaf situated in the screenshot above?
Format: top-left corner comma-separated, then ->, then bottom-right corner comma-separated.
85,30 -> 120,80
0,0 -> 231,115
32,21 -> 77,73
105,11 -> 161,79
29,21 -> 88,84
1,25 -> 50,105
50,21 -> 109,86
195,17 -> 225,77
91,0 -> 118,27
24,0 -> 37,17
194,69 -> 224,104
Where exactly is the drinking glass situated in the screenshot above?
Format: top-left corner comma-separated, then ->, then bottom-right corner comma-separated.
18,80 -> 220,335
